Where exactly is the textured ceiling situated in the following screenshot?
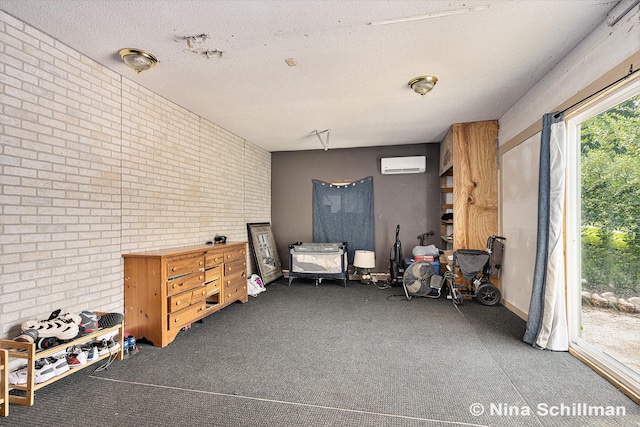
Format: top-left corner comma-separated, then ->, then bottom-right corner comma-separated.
0,1 -> 618,152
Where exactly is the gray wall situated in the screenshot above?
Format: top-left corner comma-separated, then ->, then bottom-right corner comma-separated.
271,144 -> 441,272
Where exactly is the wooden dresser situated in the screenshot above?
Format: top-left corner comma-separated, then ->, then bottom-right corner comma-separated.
123,242 -> 248,347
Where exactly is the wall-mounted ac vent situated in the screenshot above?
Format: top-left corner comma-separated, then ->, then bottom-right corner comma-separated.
381,156 -> 426,175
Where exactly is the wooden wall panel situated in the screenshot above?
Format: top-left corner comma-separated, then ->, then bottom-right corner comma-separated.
452,121 -> 499,251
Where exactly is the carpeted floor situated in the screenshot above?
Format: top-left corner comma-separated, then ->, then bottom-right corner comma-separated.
6,279 -> 639,426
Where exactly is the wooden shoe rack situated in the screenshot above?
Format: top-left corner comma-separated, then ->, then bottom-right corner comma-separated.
0,313 -> 124,409
0,349 -> 8,416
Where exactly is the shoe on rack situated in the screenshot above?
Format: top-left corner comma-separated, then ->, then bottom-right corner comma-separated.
8,367 -> 28,385
82,344 -> 100,362
58,312 -> 81,324
79,311 -> 100,334
36,337 -> 60,350
20,319 -> 61,338
15,328 -> 39,343
98,312 -> 124,329
46,355 -> 70,376
34,358 -> 56,384
53,318 -> 80,340
66,346 -> 88,368
97,337 -> 120,357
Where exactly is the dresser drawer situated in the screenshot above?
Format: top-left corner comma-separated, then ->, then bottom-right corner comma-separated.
166,254 -> 204,279
167,271 -> 205,296
167,291 -> 192,313
205,265 -> 222,283
225,280 -> 247,302
224,246 -> 246,263
206,278 -> 221,296
168,286 -> 207,313
205,251 -> 224,267
224,258 -> 246,277
224,270 -> 247,288
168,302 -> 207,331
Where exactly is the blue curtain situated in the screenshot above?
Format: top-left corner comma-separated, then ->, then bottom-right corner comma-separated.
523,112 -> 568,351
313,176 -> 374,263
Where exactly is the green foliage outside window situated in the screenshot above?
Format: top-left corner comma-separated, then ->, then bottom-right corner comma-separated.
580,93 -> 640,297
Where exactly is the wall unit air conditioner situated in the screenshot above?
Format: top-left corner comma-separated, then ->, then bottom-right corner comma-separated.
380,156 -> 426,175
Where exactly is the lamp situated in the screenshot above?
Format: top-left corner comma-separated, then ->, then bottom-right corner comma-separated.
408,75 -> 438,95
353,250 -> 376,284
119,48 -> 158,74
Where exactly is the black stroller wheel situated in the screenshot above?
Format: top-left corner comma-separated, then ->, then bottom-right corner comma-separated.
476,283 -> 501,306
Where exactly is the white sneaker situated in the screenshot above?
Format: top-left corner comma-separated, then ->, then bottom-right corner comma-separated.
97,338 -> 120,357
54,318 -> 80,340
84,345 -> 99,362
20,320 -> 61,338
9,367 -> 28,385
47,355 -> 70,376
34,358 -> 56,384
66,347 -> 88,368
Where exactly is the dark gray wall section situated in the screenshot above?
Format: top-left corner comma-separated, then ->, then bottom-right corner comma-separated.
271,144 -> 441,272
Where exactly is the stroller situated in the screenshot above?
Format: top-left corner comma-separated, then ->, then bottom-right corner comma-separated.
447,236 -> 506,306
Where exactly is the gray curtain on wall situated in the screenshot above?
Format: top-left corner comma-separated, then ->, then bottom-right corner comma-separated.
313,176 -> 374,263
523,112 -> 569,351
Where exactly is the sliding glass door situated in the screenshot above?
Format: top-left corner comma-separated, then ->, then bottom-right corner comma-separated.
566,79 -> 640,396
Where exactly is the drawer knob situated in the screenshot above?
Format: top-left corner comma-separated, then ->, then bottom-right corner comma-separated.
172,267 -> 177,272
176,301 -> 181,306
174,317 -> 179,323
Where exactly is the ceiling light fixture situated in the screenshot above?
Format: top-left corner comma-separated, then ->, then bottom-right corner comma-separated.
408,75 -> 438,95
369,6 -> 489,26
118,48 -> 158,74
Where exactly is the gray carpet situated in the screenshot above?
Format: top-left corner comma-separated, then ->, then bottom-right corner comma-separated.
6,279 -> 639,426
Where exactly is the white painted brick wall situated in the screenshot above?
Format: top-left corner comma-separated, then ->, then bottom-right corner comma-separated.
0,11 -> 271,339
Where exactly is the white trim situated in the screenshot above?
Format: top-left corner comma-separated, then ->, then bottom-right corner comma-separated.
565,77 -> 640,397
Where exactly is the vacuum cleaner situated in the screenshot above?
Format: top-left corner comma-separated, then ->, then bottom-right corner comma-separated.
389,225 -> 405,287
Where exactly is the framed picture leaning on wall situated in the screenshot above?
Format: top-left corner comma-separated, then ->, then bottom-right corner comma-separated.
247,222 -> 282,284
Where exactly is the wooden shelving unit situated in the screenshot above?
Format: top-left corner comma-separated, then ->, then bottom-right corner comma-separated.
439,120 -> 498,252
0,317 -> 124,408
0,349 -> 8,417
440,168 -> 454,249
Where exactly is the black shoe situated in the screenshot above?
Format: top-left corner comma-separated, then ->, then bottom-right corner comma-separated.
99,313 -> 124,329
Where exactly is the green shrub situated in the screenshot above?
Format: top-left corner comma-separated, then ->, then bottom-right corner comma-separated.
581,238 -> 640,298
